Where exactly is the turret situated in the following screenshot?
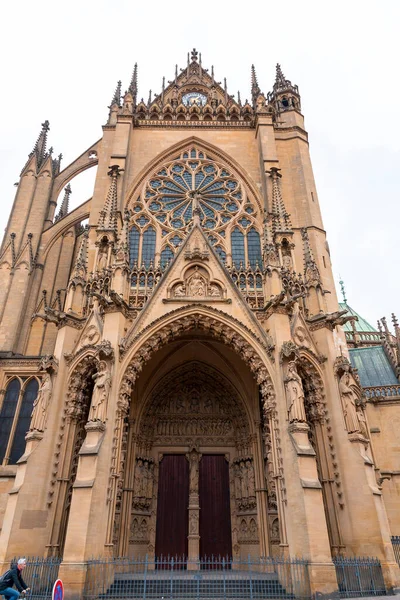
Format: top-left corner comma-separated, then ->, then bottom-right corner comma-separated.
267,64 -> 301,114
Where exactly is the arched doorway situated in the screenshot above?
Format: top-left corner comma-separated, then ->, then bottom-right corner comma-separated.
115,328 -> 275,561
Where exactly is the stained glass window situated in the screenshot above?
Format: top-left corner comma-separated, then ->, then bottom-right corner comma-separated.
247,228 -> 262,268
0,378 -> 20,464
9,379 -> 39,465
142,227 -> 156,267
231,228 -> 245,268
129,227 -> 140,267
160,246 -> 174,267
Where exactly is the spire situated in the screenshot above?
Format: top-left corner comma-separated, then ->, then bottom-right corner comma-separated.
128,63 -> 138,104
71,227 -> 89,281
110,80 -> 122,107
237,91 -> 242,106
301,227 -> 321,285
28,120 -> 50,171
339,276 -> 348,304
268,168 -> 292,233
55,184 -> 71,222
147,89 -> 152,106
98,165 -> 122,231
251,64 -> 261,105
274,64 -> 287,90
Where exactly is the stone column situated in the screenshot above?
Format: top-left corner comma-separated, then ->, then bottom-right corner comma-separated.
187,449 -> 201,569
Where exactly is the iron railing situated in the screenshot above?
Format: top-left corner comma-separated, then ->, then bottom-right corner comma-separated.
333,556 -> 386,598
392,536 -> 400,566
9,556 -> 62,600
84,555 -> 311,600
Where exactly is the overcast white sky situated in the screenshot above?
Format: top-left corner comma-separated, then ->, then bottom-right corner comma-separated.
0,0 -> 398,329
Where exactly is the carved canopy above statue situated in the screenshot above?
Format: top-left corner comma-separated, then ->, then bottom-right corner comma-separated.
139,361 -> 250,447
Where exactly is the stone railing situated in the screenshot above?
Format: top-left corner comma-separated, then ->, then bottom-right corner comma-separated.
364,385 -> 400,401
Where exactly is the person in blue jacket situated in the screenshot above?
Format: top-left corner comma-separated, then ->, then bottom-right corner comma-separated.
0,559 -> 30,600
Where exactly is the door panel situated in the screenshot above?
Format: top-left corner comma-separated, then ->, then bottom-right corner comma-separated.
155,455 -> 189,559
199,455 -> 232,560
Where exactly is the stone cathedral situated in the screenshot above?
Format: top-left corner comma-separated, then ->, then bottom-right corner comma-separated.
0,50 -> 400,597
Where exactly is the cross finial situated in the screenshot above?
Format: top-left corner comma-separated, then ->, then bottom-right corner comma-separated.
191,48 -> 198,62
339,276 -> 347,304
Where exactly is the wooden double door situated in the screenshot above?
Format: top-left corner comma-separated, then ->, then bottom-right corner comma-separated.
155,454 -> 232,558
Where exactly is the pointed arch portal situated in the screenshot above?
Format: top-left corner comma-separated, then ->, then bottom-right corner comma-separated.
115,311 -> 278,560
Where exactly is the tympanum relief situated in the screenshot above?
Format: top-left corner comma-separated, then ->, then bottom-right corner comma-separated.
170,265 -> 224,300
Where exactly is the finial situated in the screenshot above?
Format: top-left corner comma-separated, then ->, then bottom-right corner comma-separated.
191,48 -> 198,62
237,91 -> 242,106
110,80 -> 122,107
211,65 -> 215,85
187,53 -> 190,69
128,63 -> 138,103
147,89 -> 152,106
161,76 -> 165,104
175,64 -> 178,85
199,53 -> 202,77
224,78 -> 228,104
339,276 -> 347,304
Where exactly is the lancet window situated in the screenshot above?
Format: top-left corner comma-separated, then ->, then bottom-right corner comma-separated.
0,377 -> 39,465
128,147 -> 263,276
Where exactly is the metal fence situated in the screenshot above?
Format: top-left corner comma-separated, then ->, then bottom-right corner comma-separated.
333,556 -> 386,598
9,556 -> 62,600
84,555 -> 311,600
392,536 -> 400,566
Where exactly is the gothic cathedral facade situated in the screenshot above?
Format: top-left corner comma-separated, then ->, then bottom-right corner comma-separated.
0,51 -> 399,597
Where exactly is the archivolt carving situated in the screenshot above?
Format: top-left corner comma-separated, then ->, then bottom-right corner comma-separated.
66,356 -> 99,422
139,362 -> 250,448
119,312 -> 276,418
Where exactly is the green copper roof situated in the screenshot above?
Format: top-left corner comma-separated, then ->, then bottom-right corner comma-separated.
339,302 -> 377,333
349,346 -> 398,387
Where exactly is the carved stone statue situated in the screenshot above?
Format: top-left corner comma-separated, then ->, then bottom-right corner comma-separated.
189,450 -> 200,495
209,284 -> 221,297
338,365 -> 360,434
174,284 -> 186,297
98,246 -> 108,271
88,360 -> 111,423
284,361 -> 306,423
188,269 -> 206,297
282,254 -> 292,270
30,373 -> 53,432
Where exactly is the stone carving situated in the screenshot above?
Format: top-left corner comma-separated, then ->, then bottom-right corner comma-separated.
233,457 -> 256,511
30,373 -> 52,432
130,517 -> 149,543
271,518 -> 280,543
238,517 -> 259,543
171,267 -> 223,299
338,364 -> 361,434
188,449 -> 200,495
139,362 -> 250,447
284,361 -> 306,423
132,456 -> 154,511
189,512 -> 199,534
88,360 -> 112,423
174,284 -> 186,297
97,245 -> 108,271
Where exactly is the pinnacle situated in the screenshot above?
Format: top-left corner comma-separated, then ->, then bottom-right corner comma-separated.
55,184 -> 72,222
128,63 -> 138,101
110,80 -> 122,107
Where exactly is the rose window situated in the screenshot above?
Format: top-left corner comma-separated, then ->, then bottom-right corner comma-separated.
145,149 -> 243,232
